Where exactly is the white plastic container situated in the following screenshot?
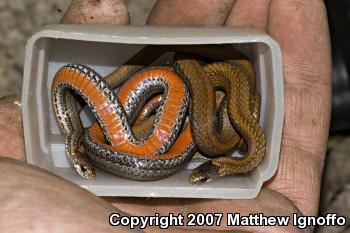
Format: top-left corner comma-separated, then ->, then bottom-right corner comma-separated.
22,25 -> 283,199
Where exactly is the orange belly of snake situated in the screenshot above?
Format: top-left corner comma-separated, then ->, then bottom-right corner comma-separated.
52,64 -> 195,180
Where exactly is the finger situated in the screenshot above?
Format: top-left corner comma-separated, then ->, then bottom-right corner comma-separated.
0,157 -> 141,232
266,0 -> 331,216
61,0 -> 129,25
105,189 -> 307,233
147,0 -> 235,26
0,95 -> 25,161
225,0 -> 271,30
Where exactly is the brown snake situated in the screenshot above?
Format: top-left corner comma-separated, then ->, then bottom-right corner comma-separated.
51,45 -> 266,183
183,61 -> 266,184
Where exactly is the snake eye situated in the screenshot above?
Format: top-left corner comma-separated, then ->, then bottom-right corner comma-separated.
189,173 -> 211,185
75,164 -> 96,179
199,176 -> 209,184
82,166 -> 96,179
191,176 -> 212,185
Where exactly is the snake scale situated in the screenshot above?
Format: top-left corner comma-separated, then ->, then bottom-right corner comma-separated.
51,45 -> 266,184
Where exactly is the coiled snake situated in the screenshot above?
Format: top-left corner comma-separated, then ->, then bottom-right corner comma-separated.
51,45 -> 266,184
52,64 -> 194,180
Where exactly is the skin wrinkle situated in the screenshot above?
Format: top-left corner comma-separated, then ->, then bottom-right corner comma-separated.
88,0 -> 103,7
283,134 -> 326,161
283,88 -> 329,152
0,96 -> 25,161
148,0 -> 235,25
283,73 -> 330,98
269,2 -> 330,76
225,0 -> 271,30
268,143 -> 323,216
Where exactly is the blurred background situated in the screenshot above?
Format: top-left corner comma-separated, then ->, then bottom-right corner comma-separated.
0,1 -> 349,232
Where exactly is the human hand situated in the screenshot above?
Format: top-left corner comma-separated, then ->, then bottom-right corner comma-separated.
110,1 -> 331,232
0,0 -> 331,232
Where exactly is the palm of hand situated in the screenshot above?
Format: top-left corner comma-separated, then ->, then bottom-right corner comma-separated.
109,1 -> 331,232
0,1 -> 331,233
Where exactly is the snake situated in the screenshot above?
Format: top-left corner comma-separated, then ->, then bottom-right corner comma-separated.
51,45 -> 266,183
187,62 -> 266,184
52,64 -> 194,180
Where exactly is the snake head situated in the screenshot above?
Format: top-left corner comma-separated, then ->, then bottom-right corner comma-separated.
75,163 -> 96,179
189,160 -> 221,185
73,148 -> 96,179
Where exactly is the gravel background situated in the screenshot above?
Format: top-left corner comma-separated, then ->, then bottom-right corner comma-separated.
0,0 -> 156,97
0,0 -> 70,97
0,1 -> 348,232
